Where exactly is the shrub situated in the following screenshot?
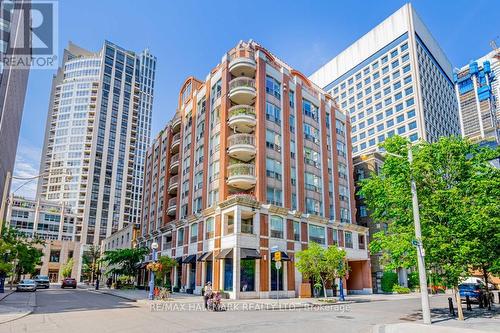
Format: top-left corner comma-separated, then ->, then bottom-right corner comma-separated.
393,284 -> 411,294
381,271 -> 399,292
408,271 -> 419,290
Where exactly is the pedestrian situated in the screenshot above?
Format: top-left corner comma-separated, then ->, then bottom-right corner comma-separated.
106,277 -> 112,289
203,282 -> 212,309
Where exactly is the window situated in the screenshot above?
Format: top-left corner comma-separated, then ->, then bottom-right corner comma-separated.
265,102 -> 281,124
302,99 -> 318,120
266,129 -> 281,152
293,221 -> 301,241
177,228 -> 184,246
49,250 -> 60,263
408,121 -> 417,130
305,198 -> 321,215
240,259 -> 255,292
270,216 -> 284,238
266,76 -> 281,99
410,133 -> 418,142
359,206 -> 367,217
407,109 -> 416,118
241,217 -> 253,234
358,235 -> 366,249
303,124 -> 320,143
397,125 -> 406,134
406,98 -> 414,107
266,158 -> 282,180
225,215 -> 234,235
396,115 -> 405,123
308,224 -> 325,245
332,229 -> 339,245
305,172 -> 321,192
267,187 -> 282,206
345,231 -> 353,248
405,87 -> 413,95
190,223 -> 198,243
205,217 -> 214,239
403,64 -> 411,73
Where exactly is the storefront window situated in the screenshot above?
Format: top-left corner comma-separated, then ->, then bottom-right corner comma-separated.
240,259 -> 255,292
205,261 -> 213,284
224,259 -> 233,291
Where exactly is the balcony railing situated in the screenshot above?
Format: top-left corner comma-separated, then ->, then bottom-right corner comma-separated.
228,133 -> 255,147
170,153 -> 179,164
172,133 -> 181,144
227,163 -> 255,178
168,198 -> 177,207
168,175 -> 179,187
228,105 -> 256,118
229,77 -> 255,91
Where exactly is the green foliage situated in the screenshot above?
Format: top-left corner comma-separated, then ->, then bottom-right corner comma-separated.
296,243 -> 348,297
407,271 -> 419,290
61,258 -> 74,278
0,227 -> 44,279
360,136 -> 500,289
102,247 -> 149,277
392,284 -> 411,294
381,271 -> 398,292
81,245 -> 101,281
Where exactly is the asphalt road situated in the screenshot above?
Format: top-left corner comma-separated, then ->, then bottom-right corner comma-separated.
0,288 -> 497,333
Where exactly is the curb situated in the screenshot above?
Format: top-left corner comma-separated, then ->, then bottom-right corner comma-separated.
0,291 -> 15,302
86,289 -> 138,302
0,291 -> 36,325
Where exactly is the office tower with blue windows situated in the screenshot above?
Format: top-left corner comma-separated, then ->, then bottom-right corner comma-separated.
454,53 -> 499,144
310,3 -> 461,157
37,41 -> 156,245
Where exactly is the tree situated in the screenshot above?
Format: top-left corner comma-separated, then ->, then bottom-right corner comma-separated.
359,135 -> 500,320
296,242 -> 348,297
157,255 -> 177,288
82,245 -> 101,283
101,247 -> 149,279
0,227 -> 44,281
61,258 -> 74,278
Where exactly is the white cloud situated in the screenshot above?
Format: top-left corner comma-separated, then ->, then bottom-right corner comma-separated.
10,143 -> 42,199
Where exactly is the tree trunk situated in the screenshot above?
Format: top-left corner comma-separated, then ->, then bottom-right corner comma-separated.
321,277 -> 327,298
482,266 -> 489,293
454,286 -> 464,321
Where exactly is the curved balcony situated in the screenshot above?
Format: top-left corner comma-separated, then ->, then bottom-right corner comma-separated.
227,163 -> 256,190
171,133 -> 181,154
229,55 -> 256,78
229,77 -> 256,105
168,175 -> 179,194
228,105 -> 256,133
170,153 -> 179,174
167,198 -> 177,216
171,115 -> 181,133
227,134 -> 256,162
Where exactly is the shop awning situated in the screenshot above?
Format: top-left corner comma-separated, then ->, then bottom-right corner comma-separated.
215,248 -> 233,259
184,254 -> 197,264
271,251 -> 290,261
240,248 -> 261,260
136,261 -> 150,269
197,252 -> 213,262
175,257 -> 183,264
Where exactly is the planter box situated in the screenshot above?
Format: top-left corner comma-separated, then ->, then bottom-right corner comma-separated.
299,283 -> 312,298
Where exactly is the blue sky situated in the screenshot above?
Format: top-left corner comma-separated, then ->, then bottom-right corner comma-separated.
12,0 -> 500,197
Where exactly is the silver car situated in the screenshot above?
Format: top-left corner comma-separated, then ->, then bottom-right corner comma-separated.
16,279 -> 37,292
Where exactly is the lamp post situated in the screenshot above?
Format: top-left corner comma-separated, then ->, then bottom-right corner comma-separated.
148,242 -> 158,300
377,147 -> 432,325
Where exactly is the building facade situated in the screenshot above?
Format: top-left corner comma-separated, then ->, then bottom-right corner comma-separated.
36,41 -> 156,245
454,52 -> 499,144
309,3 -> 461,157
5,196 -> 81,282
0,0 -> 31,220
138,41 -> 371,300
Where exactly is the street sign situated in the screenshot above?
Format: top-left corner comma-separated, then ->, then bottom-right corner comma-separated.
274,251 -> 281,262
275,261 -> 282,270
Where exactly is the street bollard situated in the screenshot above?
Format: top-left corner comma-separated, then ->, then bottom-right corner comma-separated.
485,294 -> 491,311
479,294 -> 484,308
448,297 -> 455,317
466,296 -> 472,311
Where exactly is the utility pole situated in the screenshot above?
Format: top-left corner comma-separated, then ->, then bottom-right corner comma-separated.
408,148 -> 431,324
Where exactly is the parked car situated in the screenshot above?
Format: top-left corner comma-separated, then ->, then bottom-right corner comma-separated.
61,278 -> 77,289
16,279 -> 37,292
459,283 -> 490,303
34,275 -> 50,289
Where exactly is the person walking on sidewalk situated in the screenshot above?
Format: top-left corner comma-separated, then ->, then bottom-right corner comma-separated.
203,282 -> 212,309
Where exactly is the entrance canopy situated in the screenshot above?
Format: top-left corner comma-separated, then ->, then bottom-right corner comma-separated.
215,248 -> 233,259
240,248 -> 261,260
271,251 -> 290,261
197,252 -> 213,262
184,254 -> 197,264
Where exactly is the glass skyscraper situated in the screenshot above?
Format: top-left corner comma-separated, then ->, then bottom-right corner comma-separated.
310,3 -> 461,157
37,41 -> 156,245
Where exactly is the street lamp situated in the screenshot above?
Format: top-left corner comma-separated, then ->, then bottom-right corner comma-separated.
148,242 -> 159,300
376,147 -> 432,325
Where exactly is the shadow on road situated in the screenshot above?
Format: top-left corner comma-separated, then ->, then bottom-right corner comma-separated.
401,304 -> 499,324
32,288 -> 138,315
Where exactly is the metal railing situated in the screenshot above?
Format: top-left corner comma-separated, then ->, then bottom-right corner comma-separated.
229,77 -> 255,90
168,175 -> 179,187
228,133 -> 255,147
228,105 -> 256,118
227,163 -> 255,177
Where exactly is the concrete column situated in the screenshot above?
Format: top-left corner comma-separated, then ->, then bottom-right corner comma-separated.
219,258 -> 225,291
235,206 -> 241,234
255,258 -> 260,294
232,247 -> 240,299
201,261 -> 206,287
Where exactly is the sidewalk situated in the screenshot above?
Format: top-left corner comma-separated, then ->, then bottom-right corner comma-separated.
87,287 -> 423,309
0,291 -> 36,324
